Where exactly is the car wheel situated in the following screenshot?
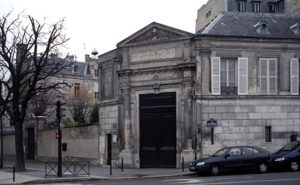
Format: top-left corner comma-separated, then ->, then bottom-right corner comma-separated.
210,165 -> 220,176
258,163 -> 268,173
290,161 -> 299,171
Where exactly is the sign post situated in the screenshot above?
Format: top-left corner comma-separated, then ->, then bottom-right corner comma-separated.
207,118 -> 217,145
56,101 -> 62,177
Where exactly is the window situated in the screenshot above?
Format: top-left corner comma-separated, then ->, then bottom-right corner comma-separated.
259,58 -> 277,94
73,65 -> 79,73
269,3 -> 277,13
206,10 -> 212,18
74,83 -> 80,96
95,69 -> 99,77
252,1 -> 260,12
242,147 -> 254,155
221,58 -> 238,95
254,21 -> 269,35
228,148 -> 241,156
237,0 -> 246,12
265,126 -> 272,142
211,57 -> 248,95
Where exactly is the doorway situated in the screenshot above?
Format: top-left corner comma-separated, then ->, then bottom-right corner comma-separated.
139,92 -> 176,168
27,127 -> 35,160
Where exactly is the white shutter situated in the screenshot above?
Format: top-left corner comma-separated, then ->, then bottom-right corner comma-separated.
211,57 -> 221,95
290,58 -> 299,95
269,59 -> 277,94
260,59 -> 268,94
238,57 -> 248,95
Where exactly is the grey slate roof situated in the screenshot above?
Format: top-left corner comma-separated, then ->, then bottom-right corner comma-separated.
57,61 -> 88,77
198,12 -> 300,39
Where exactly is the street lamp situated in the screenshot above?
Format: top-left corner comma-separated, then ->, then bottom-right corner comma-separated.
0,108 -> 3,168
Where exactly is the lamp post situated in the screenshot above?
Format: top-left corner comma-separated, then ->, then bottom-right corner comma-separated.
0,81 -> 3,168
0,109 -> 3,169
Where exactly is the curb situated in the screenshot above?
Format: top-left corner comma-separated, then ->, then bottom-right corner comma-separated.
20,172 -> 195,184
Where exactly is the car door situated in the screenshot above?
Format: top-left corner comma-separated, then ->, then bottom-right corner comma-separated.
241,147 -> 257,169
222,147 -> 243,171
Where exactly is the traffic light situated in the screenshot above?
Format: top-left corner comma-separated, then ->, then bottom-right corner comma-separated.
55,132 -> 61,139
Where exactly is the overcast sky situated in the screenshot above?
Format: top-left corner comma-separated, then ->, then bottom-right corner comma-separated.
1,0 -> 207,61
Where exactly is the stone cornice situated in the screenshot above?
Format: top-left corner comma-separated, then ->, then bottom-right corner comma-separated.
195,95 -> 300,100
117,62 -> 196,76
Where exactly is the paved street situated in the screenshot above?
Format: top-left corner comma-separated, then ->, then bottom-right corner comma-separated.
36,171 -> 300,185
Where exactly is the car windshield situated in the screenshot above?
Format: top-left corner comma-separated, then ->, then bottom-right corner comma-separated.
279,141 -> 300,151
212,148 -> 228,157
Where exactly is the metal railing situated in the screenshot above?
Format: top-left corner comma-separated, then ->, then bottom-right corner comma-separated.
45,161 -> 90,177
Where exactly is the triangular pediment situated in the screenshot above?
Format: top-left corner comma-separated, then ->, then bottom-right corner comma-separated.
118,22 -> 194,47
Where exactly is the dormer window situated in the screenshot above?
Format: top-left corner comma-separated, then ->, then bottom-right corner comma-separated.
252,1 -> 261,13
73,65 -> 79,73
290,23 -> 300,35
237,0 -> 246,12
254,21 -> 270,35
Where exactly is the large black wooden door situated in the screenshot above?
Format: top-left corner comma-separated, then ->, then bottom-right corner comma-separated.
27,128 -> 35,160
140,92 -> 176,168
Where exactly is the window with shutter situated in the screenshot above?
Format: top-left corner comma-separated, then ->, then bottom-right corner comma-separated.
290,58 -> 299,95
238,57 -> 248,95
220,58 -> 238,95
259,58 -> 277,94
211,57 -> 220,95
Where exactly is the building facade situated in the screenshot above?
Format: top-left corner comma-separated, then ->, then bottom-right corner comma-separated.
97,0 -> 300,168
196,0 -> 300,32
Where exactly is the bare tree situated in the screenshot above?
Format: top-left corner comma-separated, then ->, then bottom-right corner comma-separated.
65,86 -> 95,124
0,12 -> 71,171
28,89 -> 58,118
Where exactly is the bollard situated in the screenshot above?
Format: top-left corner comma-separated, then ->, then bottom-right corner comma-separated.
181,157 -> 184,172
110,160 -> 112,175
13,166 -> 15,182
121,158 -> 123,172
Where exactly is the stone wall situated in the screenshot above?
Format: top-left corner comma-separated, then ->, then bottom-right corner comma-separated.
99,104 -> 119,165
199,98 -> 300,156
1,134 -> 15,155
38,124 -> 99,160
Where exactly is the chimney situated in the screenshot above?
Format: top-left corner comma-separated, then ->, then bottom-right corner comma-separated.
85,54 -> 90,62
16,43 -> 28,64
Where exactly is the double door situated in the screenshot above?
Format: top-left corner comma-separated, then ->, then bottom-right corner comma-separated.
140,93 -> 176,168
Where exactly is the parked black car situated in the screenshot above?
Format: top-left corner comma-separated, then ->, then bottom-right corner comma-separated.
270,141 -> 300,171
189,146 -> 270,175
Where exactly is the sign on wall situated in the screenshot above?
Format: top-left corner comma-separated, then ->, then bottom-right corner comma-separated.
207,118 -> 217,127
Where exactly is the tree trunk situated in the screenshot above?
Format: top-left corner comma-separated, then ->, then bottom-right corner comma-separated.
14,118 -> 25,171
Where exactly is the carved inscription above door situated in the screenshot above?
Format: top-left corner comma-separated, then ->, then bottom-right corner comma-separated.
131,48 -> 176,62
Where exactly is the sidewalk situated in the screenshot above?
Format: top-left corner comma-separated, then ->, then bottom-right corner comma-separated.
0,160 -> 193,184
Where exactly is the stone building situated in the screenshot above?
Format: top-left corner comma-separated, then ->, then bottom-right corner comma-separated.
196,0 -> 300,32
97,0 -> 300,168
23,54 -> 99,160
195,11 -> 300,156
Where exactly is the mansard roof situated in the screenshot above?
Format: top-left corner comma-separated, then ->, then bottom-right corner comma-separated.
197,12 -> 300,39
58,61 -> 87,77
118,22 -> 194,47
